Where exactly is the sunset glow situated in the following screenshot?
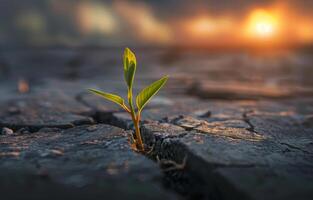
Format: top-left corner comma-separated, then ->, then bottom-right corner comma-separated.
244,9 -> 279,39
35,1 -> 313,46
179,8 -> 287,45
255,21 -> 274,37
190,18 -> 215,36
295,21 -> 313,43
72,1 -> 313,46
187,17 -> 233,37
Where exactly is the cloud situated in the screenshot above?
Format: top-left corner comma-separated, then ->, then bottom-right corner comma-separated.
113,1 -> 172,43
76,1 -> 118,35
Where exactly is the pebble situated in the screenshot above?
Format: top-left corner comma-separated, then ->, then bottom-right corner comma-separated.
1,127 -> 14,135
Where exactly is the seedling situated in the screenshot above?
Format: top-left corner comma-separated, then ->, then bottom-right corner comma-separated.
89,48 -> 168,153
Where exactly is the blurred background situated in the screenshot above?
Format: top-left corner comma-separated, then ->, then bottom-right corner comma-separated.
0,0 -> 312,100
1,0 -> 313,48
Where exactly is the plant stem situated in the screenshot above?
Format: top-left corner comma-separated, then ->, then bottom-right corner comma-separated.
128,90 -> 144,151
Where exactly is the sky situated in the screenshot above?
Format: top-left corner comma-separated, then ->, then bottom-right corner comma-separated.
1,0 -> 313,47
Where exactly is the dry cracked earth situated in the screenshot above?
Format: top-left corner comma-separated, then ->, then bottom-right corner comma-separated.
0,47 -> 313,200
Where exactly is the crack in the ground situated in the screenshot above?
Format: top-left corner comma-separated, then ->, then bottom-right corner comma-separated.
72,97 -> 259,199
242,110 -> 258,134
0,94 -> 98,133
76,106 -> 218,199
280,142 -> 311,154
0,120 -> 93,134
141,124 -> 256,200
0,98 -> 263,200
166,115 -> 265,142
75,92 -> 131,129
72,98 -> 198,197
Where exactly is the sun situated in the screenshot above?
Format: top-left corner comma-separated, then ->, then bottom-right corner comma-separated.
244,9 -> 279,39
255,21 -> 274,36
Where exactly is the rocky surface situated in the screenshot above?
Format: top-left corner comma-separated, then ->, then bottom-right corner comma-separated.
0,47 -> 313,199
140,99 -> 313,200
0,92 -> 94,131
0,124 -> 178,200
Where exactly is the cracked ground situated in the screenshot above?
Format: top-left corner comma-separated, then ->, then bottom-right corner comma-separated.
0,48 -> 313,200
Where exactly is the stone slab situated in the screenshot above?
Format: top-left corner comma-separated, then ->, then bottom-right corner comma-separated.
0,124 -> 178,200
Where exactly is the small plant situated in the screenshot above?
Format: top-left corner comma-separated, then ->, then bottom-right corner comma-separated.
89,48 -> 168,153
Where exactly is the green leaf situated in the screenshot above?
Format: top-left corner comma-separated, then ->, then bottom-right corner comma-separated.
123,48 -> 136,90
88,89 -> 125,108
136,76 -> 168,112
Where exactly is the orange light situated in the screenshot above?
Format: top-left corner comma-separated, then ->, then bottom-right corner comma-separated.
244,9 -> 279,39
184,16 -> 233,38
190,18 -> 215,36
296,22 -> 313,43
18,79 -> 29,94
